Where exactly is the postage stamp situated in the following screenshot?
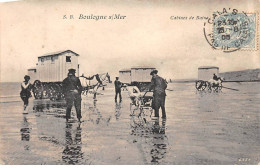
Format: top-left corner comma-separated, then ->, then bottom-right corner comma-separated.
203,8 -> 258,53
212,12 -> 257,51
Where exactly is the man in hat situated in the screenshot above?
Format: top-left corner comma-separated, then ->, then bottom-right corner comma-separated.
62,69 -> 83,122
149,70 -> 167,118
114,77 -> 122,102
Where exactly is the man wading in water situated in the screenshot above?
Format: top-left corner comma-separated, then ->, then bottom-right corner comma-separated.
62,69 -> 83,122
149,70 -> 167,118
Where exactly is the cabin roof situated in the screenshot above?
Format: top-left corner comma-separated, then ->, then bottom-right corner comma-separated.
131,66 -> 156,69
198,66 -> 219,69
119,69 -> 131,72
38,50 -> 79,58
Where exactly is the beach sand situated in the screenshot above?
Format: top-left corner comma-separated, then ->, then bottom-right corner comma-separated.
0,82 -> 259,164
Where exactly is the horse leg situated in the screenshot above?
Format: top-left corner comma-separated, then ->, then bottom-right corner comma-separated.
93,93 -> 97,100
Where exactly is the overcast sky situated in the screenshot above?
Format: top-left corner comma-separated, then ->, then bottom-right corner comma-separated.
1,0 -> 259,82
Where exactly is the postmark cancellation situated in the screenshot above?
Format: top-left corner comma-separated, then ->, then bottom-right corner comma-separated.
204,8 -> 258,52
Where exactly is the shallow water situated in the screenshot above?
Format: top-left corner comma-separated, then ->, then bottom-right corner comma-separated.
0,82 -> 259,164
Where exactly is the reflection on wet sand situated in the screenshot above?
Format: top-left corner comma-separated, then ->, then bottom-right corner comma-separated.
20,115 -> 31,151
33,101 -> 66,113
150,119 -> 167,164
115,102 -> 122,120
62,123 -> 83,165
1,82 -> 259,164
130,116 -> 168,164
88,100 -> 111,125
32,101 -> 67,119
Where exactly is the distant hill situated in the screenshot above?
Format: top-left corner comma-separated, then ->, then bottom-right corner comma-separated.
220,69 -> 260,82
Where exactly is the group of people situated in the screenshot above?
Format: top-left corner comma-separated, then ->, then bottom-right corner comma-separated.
20,68 -> 168,122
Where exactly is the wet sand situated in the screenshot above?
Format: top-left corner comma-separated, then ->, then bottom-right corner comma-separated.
0,82 -> 259,164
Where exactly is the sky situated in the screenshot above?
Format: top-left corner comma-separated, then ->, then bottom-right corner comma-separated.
0,0 -> 259,82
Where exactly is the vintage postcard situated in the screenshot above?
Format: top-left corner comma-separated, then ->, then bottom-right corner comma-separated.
0,0 -> 259,165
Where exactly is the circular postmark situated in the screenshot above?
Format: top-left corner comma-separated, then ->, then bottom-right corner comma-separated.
204,8 -> 257,52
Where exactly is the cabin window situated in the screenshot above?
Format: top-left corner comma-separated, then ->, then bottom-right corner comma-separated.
66,56 -> 71,62
51,56 -> 55,62
41,58 -> 44,62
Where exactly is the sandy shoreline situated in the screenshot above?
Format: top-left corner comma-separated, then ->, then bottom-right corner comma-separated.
0,82 -> 259,164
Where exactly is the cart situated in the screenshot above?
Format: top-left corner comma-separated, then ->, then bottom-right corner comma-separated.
195,66 -> 223,92
195,80 -> 223,91
126,86 -> 153,117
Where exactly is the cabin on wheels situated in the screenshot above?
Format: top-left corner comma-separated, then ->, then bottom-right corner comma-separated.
27,50 -> 80,99
131,66 -> 155,83
119,66 -> 155,91
119,66 -> 155,84
119,69 -> 131,84
28,50 -> 80,83
198,66 -> 219,81
27,68 -> 37,83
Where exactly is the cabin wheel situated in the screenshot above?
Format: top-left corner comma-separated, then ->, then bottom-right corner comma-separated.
32,80 -> 43,99
195,80 -> 206,91
207,82 -> 212,91
211,82 -> 222,91
218,83 -> 223,90
214,82 -> 222,91
49,83 -> 58,101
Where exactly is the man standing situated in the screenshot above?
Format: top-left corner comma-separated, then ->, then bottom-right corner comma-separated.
114,77 -> 122,102
62,69 -> 83,122
150,70 -> 167,118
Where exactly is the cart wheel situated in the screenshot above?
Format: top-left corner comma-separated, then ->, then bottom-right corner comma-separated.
195,80 -> 206,91
57,83 -> 65,100
33,90 -> 42,99
212,82 -> 222,92
214,82 -> 223,91
49,83 -> 60,101
218,82 -> 223,90
207,82 -> 212,91
32,80 -> 43,99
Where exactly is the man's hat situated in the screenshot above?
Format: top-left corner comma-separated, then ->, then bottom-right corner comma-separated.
116,77 -> 119,79
150,69 -> 158,75
24,75 -> 30,80
68,68 -> 76,74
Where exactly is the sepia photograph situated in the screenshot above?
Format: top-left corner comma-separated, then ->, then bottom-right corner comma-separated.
0,0 -> 259,165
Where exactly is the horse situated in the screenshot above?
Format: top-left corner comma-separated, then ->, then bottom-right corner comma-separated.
79,72 -> 111,99
207,77 -> 224,91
